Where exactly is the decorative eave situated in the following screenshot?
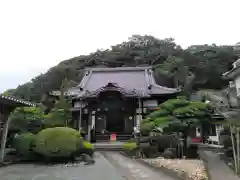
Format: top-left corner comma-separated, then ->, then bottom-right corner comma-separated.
76,83 -> 141,100
144,68 -> 180,95
0,95 -> 36,107
222,66 -> 240,80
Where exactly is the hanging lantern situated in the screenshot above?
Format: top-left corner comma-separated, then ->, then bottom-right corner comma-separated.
84,108 -> 88,114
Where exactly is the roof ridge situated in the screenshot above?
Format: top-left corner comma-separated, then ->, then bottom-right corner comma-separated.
85,66 -> 152,72
0,95 -> 36,107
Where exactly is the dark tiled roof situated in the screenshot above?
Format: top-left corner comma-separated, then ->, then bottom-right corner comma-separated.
69,66 -> 179,98
0,95 -> 36,107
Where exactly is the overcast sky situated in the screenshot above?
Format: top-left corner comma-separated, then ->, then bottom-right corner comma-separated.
0,0 -> 240,93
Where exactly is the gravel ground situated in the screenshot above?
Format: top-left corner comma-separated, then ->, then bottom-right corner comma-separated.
143,158 -> 208,180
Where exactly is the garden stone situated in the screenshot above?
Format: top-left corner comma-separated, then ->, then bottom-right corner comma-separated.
82,153 -> 95,165
161,148 -> 177,159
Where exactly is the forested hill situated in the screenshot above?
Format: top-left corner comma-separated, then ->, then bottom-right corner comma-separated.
3,35 -> 238,102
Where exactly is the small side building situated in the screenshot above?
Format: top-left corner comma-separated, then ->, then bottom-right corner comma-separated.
223,43 -> 240,98
69,67 -> 179,141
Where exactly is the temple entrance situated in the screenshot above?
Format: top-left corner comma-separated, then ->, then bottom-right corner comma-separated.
106,107 -> 124,133
94,91 -> 136,137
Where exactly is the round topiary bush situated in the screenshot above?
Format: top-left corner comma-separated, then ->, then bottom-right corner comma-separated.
33,127 -> 82,158
13,132 -> 36,159
81,141 -> 94,157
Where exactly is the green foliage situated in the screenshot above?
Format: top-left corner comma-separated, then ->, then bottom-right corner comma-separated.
147,109 -> 170,118
83,141 -> 94,150
42,78 -> 72,127
6,35 -> 236,102
10,107 -> 45,132
173,101 -> 212,117
13,132 -> 35,156
153,116 -> 175,126
43,108 -> 67,128
140,122 -> 155,136
34,127 -> 82,157
123,142 -> 137,151
142,97 -> 214,135
141,118 -> 152,125
159,98 -> 189,111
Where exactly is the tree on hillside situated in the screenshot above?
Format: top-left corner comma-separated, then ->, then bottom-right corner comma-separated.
155,56 -> 195,97
6,35 -> 237,102
43,77 -> 73,127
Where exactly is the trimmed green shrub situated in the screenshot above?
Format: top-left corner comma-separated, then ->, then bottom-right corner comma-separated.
34,127 -> 82,158
154,116 -> 175,127
83,141 -> 94,149
141,118 -> 152,125
147,109 -> 170,119
75,140 -> 95,157
13,132 -> 35,156
123,142 -> 137,151
173,101 -> 212,117
159,99 -> 189,111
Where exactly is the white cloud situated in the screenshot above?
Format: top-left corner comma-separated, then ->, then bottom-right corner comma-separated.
0,0 -> 240,92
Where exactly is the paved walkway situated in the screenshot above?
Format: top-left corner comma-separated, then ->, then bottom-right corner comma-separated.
201,151 -> 240,180
0,152 -> 176,180
103,152 -> 176,180
0,153 -> 125,180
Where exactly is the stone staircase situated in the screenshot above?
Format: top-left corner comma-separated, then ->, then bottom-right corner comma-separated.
93,141 -> 125,151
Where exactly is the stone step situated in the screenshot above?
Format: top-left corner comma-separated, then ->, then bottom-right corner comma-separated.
93,141 -> 124,151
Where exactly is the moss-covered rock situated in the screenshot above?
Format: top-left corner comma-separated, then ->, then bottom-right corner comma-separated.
33,127 -> 82,158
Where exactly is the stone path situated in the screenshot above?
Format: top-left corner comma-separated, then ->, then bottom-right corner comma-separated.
0,152 -> 176,180
102,152 -> 176,180
201,150 -> 240,180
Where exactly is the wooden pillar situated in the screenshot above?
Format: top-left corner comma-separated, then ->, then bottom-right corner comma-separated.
0,111 -> 11,163
136,98 -> 142,129
78,101 -> 83,132
87,111 -> 95,142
